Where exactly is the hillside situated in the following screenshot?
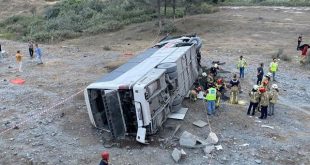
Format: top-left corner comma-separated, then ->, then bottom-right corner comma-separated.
0,6 -> 310,164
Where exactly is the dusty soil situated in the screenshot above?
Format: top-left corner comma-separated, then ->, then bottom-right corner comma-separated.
0,0 -> 58,21
1,6 -> 310,165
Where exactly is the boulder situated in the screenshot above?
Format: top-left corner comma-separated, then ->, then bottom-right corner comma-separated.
206,132 -> 219,145
171,148 -> 182,162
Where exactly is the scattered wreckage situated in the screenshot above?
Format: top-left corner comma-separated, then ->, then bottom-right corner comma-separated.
84,35 -> 202,144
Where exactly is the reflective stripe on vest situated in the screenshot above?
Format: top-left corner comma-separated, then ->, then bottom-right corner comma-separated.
271,62 -> 278,72
206,88 -> 216,101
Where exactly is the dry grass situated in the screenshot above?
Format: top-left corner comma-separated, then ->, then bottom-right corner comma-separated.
105,57 -> 129,71
272,48 -> 292,62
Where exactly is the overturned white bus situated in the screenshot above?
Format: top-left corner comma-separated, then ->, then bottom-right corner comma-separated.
84,35 -> 202,144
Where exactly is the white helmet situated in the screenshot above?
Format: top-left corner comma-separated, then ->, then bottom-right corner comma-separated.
253,85 -> 259,90
272,84 -> 278,89
214,64 -> 218,68
266,72 -> 272,77
202,72 -> 207,77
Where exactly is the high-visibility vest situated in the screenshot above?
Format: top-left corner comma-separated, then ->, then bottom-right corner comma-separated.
237,59 -> 247,68
205,88 -> 217,101
270,62 -> 278,72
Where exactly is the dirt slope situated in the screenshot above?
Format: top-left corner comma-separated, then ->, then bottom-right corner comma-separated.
0,6 -> 310,165
0,0 -> 58,21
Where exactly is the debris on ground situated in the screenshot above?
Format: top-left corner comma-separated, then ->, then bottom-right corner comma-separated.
172,124 -> 181,137
171,148 -> 182,162
215,145 -> 223,150
203,145 -> 215,154
261,125 -> 274,129
168,108 -> 188,120
255,159 -> 262,164
239,143 -> 249,147
192,120 -> 208,128
180,149 -> 187,159
179,131 -> 207,148
206,132 -> 219,145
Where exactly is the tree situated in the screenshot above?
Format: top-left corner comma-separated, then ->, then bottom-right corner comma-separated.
157,0 -> 162,30
172,0 -> 176,19
164,0 -> 167,16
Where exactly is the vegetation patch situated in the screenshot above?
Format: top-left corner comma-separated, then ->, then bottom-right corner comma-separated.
221,0 -> 310,6
0,0 -> 219,43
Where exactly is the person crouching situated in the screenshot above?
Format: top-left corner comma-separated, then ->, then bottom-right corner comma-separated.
190,86 -> 202,102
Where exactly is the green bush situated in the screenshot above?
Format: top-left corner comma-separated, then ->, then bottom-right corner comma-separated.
0,0 -> 219,42
221,0 -> 310,6
85,20 -> 123,34
160,20 -> 178,34
186,3 -> 219,15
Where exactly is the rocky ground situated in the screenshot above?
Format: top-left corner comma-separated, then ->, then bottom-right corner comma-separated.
0,6 -> 310,165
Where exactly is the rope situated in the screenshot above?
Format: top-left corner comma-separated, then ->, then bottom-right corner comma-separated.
0,89 -> 84,136
0,26 -> 163,137
197,74 -> 215,165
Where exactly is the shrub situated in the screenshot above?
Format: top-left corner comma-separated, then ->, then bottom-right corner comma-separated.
44,6 -> 60,19
30,32 -> 52,42
85,20 -> 124,34
280,54 -> 292,62
160,20 -> 178,34
0,0 -> 220,42
186,3 -> 219,15
103,45 -> 111,51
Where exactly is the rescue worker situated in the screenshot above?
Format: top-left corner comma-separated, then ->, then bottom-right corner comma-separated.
237,56 -> 247,78
257,63 -> 264,85
205,84 -> 217,115
297,34 -> 302,50
206,71 -> 214,89
210,64 -> 219,77
269,58 -> 278,81
99,151 -> 109,165
261,73 -> 271,90
268,84 -> 279,116
259,87 -> 270,119
190,86 -> 202,102
247,85 -> 260,116
200,72 -> 208,90
229,74 -> 240,104
215,78 -> 226,108
300,44 -> 309,64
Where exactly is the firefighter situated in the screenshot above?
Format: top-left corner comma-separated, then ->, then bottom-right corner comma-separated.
215,78 -> 226,108
268,84 -> 279,116
247,85 -> 260,116
261,73 -> 271,90
206,71 -> 214,89
210,63 -> 219,77
259,87 -> 270,119
205,84 -> 216,115
99,151 -> 109,165
200,72 -> 208,90
229,74 -> 240,104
